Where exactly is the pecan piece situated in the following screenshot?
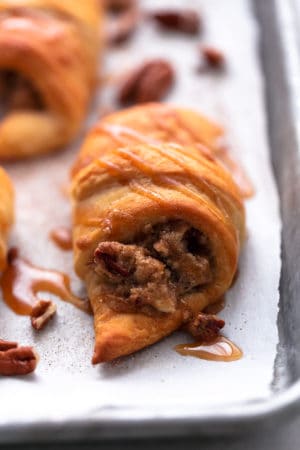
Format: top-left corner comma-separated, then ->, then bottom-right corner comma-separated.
200,46 -> 225,70
94,245 -> 131,277
31,299 -> 57,331
185,312 -> 225,342
0,342 -> 38,376
149,9 -> 201,35
105,0 -> 135,12
118,59 -> 175,105
0,339 -> 18,351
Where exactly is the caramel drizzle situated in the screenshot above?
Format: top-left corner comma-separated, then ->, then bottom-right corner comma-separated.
148,107 -> 222,154
100,109 -> 251,203
97,142 -> 210,207
117,146 -> 210,203
99,120 -> 213,173
83,116 -> 243,240
99,119 -> 244,208
98,123 -> 159,146
89,145 -> 236,242
102,120 -> 213,169
128,142 -> 239,207
146,143 -> 238,216
49,226 -> 72,251
129,180 -> 166,203
0,249 -> 90,316
96,148 -> 200,205
95,156 -> 166,203
81,140 -> 237,247
175,336 -> 242,362
148,109 -> 189,146
151,108 -> 254,198
113,146 -> 230,227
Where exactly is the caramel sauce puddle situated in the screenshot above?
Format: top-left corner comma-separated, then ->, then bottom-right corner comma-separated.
0,248 -> 90,315
49,226 -> 72,251
175,336 -> 242,362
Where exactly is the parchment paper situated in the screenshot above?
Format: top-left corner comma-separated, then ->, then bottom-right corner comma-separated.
0,0 -> 281,424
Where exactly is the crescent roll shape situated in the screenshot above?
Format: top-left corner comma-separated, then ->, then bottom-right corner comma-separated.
0,0 -> 102,159
0,167 -> 13,271
71,103 -> 246,363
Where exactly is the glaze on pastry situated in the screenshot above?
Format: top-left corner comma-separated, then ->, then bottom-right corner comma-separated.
72,102 -> 252,198
0,0 -> 102,159
71,103 -> 246,363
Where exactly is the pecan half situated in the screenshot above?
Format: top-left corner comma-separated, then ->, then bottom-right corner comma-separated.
118,59 -> 175,105
31,299 -> 57,331
185,312 -> 225,342
0,341 -> 38,376
149,9 -> 201,35
200,46 -> 225,70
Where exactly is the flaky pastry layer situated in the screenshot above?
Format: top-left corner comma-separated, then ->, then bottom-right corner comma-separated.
71,103 -> 246,363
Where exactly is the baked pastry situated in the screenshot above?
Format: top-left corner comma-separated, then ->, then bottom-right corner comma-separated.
72,102 -> 252,197
0,0 -> 102,159
0,167 -> 13,271
71,103 -> 246,363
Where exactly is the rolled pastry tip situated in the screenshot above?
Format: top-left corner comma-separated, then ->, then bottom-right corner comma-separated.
0,167 -> 14,271
71,103 -> 246,363
0,0 -> 102,159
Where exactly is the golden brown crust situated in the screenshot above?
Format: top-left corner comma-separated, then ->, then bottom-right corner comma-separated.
71,102 -> 224,176
71,103 -> 246,363
72,102 -> 252,198
0,167 -> 14,271
90,278 -> 182,363
0,0 -> 102,159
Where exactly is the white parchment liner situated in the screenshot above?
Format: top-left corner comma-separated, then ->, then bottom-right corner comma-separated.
0,0 -> 281,424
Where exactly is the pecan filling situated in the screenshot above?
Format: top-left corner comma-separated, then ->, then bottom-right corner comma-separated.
0,70 -> 43,119
93,221 -> 213,315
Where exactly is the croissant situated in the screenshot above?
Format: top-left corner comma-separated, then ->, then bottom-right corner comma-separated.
0,0 -> 102,159
71,103 -> 246,363
0,167 -> 13,271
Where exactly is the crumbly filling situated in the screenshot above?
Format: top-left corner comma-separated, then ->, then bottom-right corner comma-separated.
93,221 -> 213,315
0,71 -> 43,118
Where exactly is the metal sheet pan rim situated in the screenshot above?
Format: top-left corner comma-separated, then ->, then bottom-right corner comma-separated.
1,0 -> 299,442
2,380 -> 300,442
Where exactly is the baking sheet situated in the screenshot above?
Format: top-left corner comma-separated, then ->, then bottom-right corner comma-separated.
0,0 -> 281,425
